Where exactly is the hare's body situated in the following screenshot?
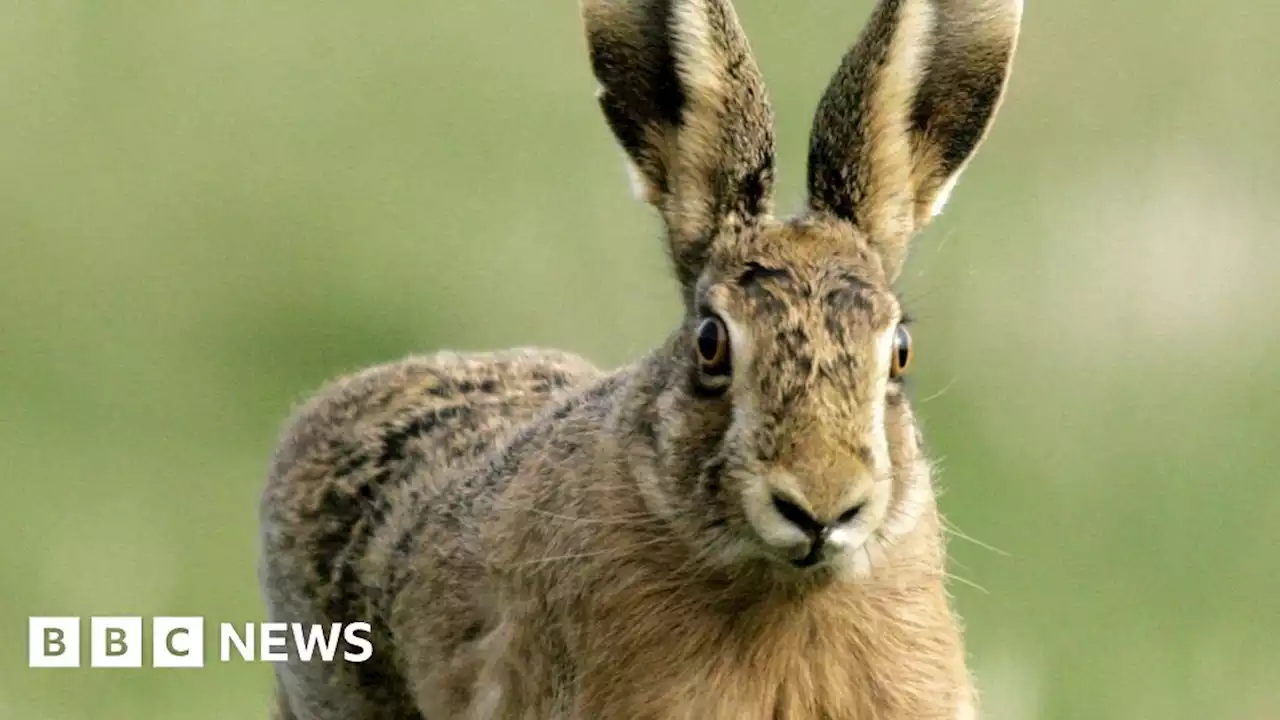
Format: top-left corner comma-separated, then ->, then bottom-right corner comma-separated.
260,1 -> 1021,718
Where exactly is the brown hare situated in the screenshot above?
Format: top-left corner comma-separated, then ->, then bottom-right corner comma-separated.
258,0 -> 1023,718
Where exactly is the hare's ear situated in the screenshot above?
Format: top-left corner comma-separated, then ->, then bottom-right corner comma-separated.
582,0 -> 776,294
806,0 -> 1022,279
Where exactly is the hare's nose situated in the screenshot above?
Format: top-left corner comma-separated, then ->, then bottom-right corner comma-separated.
770,493 -> 865,534
770,493 -> 865,566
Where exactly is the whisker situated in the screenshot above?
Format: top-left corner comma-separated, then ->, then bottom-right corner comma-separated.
917,374 -> 959,404
943,519 -> 1011,558
933,227 -> 959,257
945,571 -> 989,595
493,502 -> 660,527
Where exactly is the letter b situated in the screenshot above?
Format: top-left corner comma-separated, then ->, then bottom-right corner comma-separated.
29,618 -> 80,668
91,617 -> 142,668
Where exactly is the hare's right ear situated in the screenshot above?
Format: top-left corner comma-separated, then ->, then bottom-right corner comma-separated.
807,0 -> 1022,280
582,0 -> 776,295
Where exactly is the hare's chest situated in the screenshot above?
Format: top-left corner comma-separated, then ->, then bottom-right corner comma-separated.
672,665 -> 875,720
579,657 -> 906,720
577,609 -> 967,720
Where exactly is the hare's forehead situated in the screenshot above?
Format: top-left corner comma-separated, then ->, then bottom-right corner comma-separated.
743,278 -> 895,359
704,218 -> 892,296
705,262 -> 899,395
706,256 -> 899,330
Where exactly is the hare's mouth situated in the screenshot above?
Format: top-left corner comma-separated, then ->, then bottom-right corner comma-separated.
775,520 -> 888,578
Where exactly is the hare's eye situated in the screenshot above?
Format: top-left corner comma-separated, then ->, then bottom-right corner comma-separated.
890,324 -> 912,378
695,315 -> 732,381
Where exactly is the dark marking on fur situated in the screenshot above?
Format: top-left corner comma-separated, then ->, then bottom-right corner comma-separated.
852,445 -> 875,467
460,621 -> 485,644
739,261 -> 791,287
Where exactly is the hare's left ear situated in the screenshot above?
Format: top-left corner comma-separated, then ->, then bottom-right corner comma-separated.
582,0 -> 776,298
807,0 -> 1023,280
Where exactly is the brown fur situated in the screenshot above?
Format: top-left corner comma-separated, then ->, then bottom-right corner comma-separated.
259,1 -> 1022,718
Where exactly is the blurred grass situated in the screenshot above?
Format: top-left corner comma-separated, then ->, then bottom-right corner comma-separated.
2,1 -> 1278,718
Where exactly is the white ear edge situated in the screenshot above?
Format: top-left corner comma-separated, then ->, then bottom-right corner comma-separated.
863,0 -> 936,239
623,158 -> 659,204
929,171 -> 962,218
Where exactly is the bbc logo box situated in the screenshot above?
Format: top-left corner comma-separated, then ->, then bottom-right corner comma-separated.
29,617 -> 205,668
28,617 -> 80,668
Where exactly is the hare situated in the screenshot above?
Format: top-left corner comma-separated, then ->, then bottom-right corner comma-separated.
258,0 -> 1022,718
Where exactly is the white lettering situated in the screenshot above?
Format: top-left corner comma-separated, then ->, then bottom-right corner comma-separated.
291,623 -> 342,662
260,622 -> 289,662
343,622 -> 373,663
220,623 -> 255,662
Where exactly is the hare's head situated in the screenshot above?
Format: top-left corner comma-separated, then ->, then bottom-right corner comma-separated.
583,0 -> 1021,580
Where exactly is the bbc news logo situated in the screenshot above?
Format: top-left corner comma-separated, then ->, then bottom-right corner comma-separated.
28,617 -> 373,668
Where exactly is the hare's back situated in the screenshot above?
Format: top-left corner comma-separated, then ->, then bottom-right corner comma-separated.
259,348 -> 600,624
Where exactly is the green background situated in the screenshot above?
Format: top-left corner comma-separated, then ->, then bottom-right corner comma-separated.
3,1 -> 1277,718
